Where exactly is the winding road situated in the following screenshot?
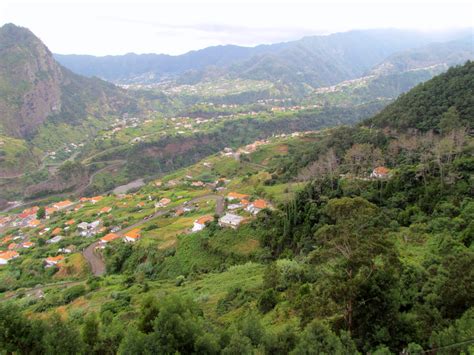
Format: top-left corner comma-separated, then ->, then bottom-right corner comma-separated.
82,194 -> 225,276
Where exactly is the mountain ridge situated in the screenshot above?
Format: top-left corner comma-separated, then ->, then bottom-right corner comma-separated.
55,28 -> 473,87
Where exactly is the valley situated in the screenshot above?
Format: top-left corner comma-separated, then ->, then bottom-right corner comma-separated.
0,21 -> 473,354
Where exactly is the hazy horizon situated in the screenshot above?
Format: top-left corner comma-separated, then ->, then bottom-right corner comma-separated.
1,0 -> 473,56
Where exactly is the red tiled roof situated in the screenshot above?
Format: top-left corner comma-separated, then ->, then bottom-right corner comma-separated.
196,215 -> 213,225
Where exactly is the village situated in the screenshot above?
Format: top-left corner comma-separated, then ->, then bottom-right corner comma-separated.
0,152 -> 274,275
0,130 -> 391,286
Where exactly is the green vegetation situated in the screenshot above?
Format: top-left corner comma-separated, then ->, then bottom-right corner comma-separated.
1,29 -> 474,355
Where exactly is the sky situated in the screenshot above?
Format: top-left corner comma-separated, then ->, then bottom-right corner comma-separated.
0,0 -> 473,56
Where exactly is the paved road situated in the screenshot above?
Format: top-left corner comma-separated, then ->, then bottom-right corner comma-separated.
82,194 -> 225,276
83,242 -> 106,276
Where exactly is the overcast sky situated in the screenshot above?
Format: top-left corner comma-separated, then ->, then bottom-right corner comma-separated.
0,0 -> 472,56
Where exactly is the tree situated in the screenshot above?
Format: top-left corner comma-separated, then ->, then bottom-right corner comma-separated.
42,314 -> 85,355
438,106 -> 463,134
290,320 -> 344,354
344,144 -> 384,176
0,304 -> 45,354
258,288 -> 278,313
311,197 -> 399,335
82,313 -> 100,351
37,206 -> 46,219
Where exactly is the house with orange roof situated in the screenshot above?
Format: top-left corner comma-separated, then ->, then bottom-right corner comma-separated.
99,206 -> 112,214
227,192 -> 250,201
22,241 -> 35,248
18,206 -> 39,219
51,227 -> 62,236
80,197 -> 91,202
124,229 -> 141,243
53,200 -> 74,210
65,219 -> 75,226
0,251 -> 19,265
1,236 -> 13,245
44,255 -> 64,267
370,166 -> 391,179
155,198 -> 171,208
28,219 -> 41,228
246,199 -> 268,215
8,243 -> 18,250
45,207 -> 57,216
136,201 -> 145,208
90,196 -> 103,204
175,207 -> 185,216
100,233 -> 121,245
192,215 -> 214,232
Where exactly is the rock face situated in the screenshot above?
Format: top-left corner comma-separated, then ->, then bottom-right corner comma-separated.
0,23 -> 135,140
0,24 -> 63,138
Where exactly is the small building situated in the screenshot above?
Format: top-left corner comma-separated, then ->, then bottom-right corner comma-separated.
22,241 -> 35,248
219,213 -> 245,229
246,199 -> 268,215
45,255 -> 64,267
99,206 -> 112,214
47,236 -> 63,244
155,198 -> 171,208
51,227 -> 62,236
90,196 -> 103,204
192,215 -> 213,232
228,203 -> 243,210
77,220 -> 101,237
7,243 -> 18,250
53,200 -> 74,210
28,219 -> 41,228
191,181 -> 205,187
65,219 -> 75,226
0,251 -> 19,265
100,233 -> 121,245
58,248 -> 72,254
124,229 -> 141,243
370,166 -> 391,179
45,207 -> 57,216
226,192 -> 250,202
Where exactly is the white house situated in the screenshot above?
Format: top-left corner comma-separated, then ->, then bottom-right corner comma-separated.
0,251 -> 19,265
191,215 -> 213,232
218,213 -> 245,229
77,220 -> 101,237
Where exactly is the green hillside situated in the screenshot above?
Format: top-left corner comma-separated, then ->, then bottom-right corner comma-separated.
1,62 -> 472,354
366,61 -> 474,131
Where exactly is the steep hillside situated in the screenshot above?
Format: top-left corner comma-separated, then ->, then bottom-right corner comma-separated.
55,29 -> 471,87
366,60 -> 474,131
0,23 -> 136,140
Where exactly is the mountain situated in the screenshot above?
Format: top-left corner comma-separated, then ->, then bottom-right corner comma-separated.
370,37 -> 474,76
55,29 -> 472,87
0,23 -> 136,140
366,60 -> 474,131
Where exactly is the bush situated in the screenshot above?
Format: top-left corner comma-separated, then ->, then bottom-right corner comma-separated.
62,285 -> 86,304
258,288 -> 278,313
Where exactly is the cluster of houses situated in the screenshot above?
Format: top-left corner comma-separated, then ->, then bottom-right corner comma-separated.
97,228 -> 141,249
189,192 -> 270,233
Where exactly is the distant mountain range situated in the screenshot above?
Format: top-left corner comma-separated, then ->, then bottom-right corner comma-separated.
0,23 -> 136,140
55,28 -> 473,89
